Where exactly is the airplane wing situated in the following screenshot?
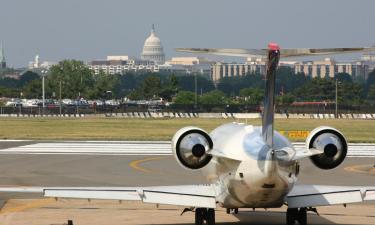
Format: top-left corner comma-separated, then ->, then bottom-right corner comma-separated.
287,185 -> 375,208
0,185 -> 218,208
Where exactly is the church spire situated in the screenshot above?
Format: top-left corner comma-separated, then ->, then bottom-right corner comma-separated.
0,42 -> 6,69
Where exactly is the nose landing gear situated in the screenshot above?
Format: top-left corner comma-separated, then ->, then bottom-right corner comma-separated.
287,208 -> 307,225
195,208 -> 215,225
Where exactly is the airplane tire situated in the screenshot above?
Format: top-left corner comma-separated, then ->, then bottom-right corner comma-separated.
234,208 -> 239,214
286,208 -> 298,225
206,208 -> 215,225
298,208 -> 307,225
195,208 -> 205,225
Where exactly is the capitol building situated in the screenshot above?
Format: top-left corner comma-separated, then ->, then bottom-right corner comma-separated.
87,25 -> 212,75
141,25 -> 165,65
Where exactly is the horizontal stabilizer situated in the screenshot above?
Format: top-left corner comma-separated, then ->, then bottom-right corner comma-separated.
176,47 -> 375,58
292,148 -> 323,161
176,48 -> 266,58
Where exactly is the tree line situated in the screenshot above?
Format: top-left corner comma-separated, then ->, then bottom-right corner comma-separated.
1,59 -> 375,107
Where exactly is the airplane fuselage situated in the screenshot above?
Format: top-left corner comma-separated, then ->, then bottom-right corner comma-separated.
202,122 -> 299,208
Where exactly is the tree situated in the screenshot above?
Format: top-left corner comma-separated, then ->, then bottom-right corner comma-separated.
19,71 -> 40,87
334,73 -> 352,83
0,86 -> 19,98
141,75 -> 161,99
217,73 -> 264,96
174,91 -> 196,104
88,71 -> 119,99
48,60 -> 94,99
200,90 -> 228,105
275,67 -> 310,94
367,84 -> 375,100
276,93 -> 295,105
22,79 -> 42,98
239,87 -> 264,104
159,74 -> 179,101
366,69 -> 375,95
294,77 -> 364,105
176,75 -> 215,93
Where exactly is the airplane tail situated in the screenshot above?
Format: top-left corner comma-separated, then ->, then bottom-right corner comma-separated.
176,44 -> 375,150
261,43 -> 280,148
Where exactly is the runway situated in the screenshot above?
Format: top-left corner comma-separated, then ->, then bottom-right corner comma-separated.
1,140 -> 375,156
0,140 -> 374,187
0,140 -> 374,224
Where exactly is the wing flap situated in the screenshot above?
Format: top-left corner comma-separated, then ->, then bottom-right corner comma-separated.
44,189 -> 141,201
287,185 -> 375,208
288,189 -> 362,208
143,190 -> 216,208
364,189 -> 375,201
0,185 -> 217,208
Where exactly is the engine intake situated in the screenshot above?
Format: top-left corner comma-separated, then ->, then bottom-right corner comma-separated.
172,126 -> 213,170
306,126 -> 347,170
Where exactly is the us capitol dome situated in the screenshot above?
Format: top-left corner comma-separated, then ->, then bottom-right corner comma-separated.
141,25 -> 165,65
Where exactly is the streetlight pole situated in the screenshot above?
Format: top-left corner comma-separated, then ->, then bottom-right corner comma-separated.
59,80 -> 62,116
194,72 -> 197,109
42,75 -> 45,108
335,79 -> 338,119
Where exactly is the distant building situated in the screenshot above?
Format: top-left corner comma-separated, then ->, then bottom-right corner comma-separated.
141,25 -> 165,65
166,57 -> 212,66
28,55 -> 57,70
0,42 -> 6,69
361,52 -> 375,73
160,57 -> 214,75
87,56 -> 158,75
294,58 -> 369,80
211,58 -> 267,82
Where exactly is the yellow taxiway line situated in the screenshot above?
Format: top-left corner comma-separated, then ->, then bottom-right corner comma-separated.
0,198 -> 55,215
344,164 -> 375,175
128,156 -> 169,173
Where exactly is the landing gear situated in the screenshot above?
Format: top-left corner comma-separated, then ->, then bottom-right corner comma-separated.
195,208 -> 215,225
226,208 -> 239,214
287,208 -> 307,225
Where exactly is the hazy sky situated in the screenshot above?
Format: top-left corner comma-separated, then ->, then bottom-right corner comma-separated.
1,0 -> 374,67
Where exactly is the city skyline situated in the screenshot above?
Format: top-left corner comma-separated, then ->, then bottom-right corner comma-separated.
1,0 -> 375,67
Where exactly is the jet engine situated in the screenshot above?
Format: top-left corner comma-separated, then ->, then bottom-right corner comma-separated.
306,126 -> 348,170
172,126 -> 213,170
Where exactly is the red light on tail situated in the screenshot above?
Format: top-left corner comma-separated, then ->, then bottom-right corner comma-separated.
268,43 -> 280,51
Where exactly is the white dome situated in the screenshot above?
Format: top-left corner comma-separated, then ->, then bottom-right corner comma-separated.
141,25 -> 165,65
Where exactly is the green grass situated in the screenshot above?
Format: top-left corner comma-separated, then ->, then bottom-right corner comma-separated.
0,117 -> 375,142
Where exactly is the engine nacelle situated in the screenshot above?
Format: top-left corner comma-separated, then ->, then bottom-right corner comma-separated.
306,126 -> 348,170
172,126 -> 213,170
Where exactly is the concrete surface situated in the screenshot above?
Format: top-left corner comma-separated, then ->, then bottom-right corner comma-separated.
0,141 -> 374,224
0,200 -> 374,225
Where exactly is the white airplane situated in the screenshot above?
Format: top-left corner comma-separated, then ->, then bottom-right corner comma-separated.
1,43 -> 375,225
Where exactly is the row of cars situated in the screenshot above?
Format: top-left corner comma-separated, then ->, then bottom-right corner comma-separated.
2,98 -> 166,109
3,98 -> 123,108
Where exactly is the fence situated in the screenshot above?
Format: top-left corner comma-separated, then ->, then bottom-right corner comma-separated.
1,103 -> 375,117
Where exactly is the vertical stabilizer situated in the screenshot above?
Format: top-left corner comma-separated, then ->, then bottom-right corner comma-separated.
262,43 -> 280,148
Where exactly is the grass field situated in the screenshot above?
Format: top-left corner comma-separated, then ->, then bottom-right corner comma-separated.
1,117 -> 375,142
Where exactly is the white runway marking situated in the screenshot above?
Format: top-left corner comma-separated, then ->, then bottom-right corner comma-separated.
0,141 -> 374,156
